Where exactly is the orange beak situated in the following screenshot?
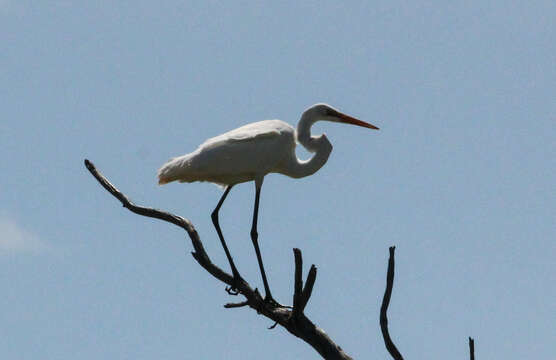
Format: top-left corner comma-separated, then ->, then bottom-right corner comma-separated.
336,112 -> 379,130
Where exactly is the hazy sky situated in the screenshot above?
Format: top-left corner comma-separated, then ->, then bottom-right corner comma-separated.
1,1 -> 554,359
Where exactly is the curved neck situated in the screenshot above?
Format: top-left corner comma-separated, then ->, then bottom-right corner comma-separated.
279,112 -> 333,179
296,112 -> 320,151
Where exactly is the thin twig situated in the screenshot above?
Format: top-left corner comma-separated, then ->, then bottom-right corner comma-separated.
300,265 -> 317,313
292,248 -> 304,318
380,246 -> 404,360
224,301 -> 249,309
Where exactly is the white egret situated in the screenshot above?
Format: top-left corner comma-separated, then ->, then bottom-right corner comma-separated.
158,103 -> 379,304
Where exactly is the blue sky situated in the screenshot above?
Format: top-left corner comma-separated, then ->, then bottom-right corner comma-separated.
1,1 -> 554,359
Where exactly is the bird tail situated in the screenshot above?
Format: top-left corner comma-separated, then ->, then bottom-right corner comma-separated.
157,157 -> 182,185
157,154 -> 195,185
158,177 -> 171,185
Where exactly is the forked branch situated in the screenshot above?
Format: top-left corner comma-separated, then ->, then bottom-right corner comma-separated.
84,159 -> 351,360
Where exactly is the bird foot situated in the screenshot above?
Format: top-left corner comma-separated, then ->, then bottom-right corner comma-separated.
263,295 -> 291,309
225,273 -> 244,296
225,286 -> 240,296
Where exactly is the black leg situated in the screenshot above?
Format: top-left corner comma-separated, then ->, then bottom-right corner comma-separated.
211,185 -> 242,287
250,184 -> 275,303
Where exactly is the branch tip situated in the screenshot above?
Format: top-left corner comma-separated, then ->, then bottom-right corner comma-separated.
469,337 -> 475,360
380,246 -> 404,360
299,265 -> 317,312
293,248 -> 304,315
224,301 -> 249,309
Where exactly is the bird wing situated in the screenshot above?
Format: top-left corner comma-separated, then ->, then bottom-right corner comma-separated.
199,120 -> 292,150
158,120 -> 295,185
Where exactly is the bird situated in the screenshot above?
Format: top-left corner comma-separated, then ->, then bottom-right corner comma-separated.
157,103 -> 379,305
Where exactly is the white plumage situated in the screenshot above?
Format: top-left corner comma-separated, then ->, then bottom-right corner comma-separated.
157,120 -> 295,186
157,103 -> 378,305
158,104 -> 378,187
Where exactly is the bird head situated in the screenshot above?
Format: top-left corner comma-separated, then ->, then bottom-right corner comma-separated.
305,103 -> 379,130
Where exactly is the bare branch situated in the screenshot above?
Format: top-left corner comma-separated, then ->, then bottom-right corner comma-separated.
85,159 -> 352,360
300,265 -> 317,313
84,159 -> 236,287
224,301 -> 249,309
380,246 -> 404,360
292,248 -> 304,318
291,249 -> 317,316
469,337 -> 475,360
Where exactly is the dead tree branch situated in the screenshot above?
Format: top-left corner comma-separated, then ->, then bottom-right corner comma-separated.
84,159 -> 352,360
379,247 -> 478,360
380,246 -> 404,360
